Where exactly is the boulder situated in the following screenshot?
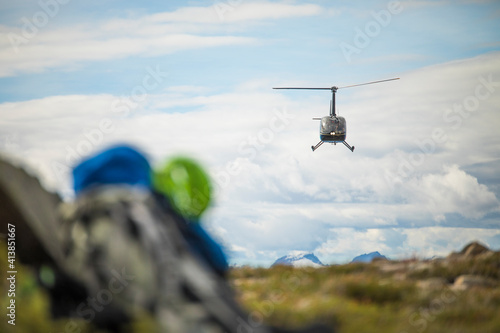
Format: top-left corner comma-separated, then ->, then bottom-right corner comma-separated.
460,242 -> 490,257
417,277 -> 448,290
447,241 -> 492,261
452,274 -> 497,290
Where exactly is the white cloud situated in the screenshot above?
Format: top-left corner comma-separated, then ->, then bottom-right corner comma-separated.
406,165 -> 500,220
314,226 -> 500,264
0,2 -> 322,77
219,2 -> 322,22
316,228 -> 399,258
148,2 -> 322,23
402,226 -> 500,258
1,51 -> 499,265
398,0 -> 448,10
0,31 -> 256,77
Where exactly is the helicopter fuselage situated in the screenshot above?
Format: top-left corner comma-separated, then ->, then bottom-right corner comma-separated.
319,115 -> 346,142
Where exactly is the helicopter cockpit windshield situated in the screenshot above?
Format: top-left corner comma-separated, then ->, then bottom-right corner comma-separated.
320,116 -> 346,142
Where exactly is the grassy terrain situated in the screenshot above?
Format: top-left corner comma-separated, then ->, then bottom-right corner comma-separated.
229,255 -> 500,333
1,241 -> 499,333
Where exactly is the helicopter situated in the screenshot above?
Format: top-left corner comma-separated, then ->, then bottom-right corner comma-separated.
273,77 -> 399,152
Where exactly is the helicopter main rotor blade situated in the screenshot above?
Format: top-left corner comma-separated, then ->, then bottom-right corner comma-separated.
272,87 -> 332,90
338,77 -> 399,89
273,78 -> 400,91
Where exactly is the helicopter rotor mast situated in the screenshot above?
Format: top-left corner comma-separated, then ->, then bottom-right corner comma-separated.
331,86 -> 337,117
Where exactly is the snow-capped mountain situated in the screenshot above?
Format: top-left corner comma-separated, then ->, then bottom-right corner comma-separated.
351,251 -> 387,263
271,251 -> 324,268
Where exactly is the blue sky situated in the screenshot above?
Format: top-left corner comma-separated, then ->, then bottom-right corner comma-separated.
1,0 -> 500,265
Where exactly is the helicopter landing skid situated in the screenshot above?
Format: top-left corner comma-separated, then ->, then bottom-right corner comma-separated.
311,140 -> 354,152
311,141 -> 324,151
342,141 -> 355,152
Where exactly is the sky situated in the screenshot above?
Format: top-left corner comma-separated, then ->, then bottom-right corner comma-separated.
1,0 -> 499,266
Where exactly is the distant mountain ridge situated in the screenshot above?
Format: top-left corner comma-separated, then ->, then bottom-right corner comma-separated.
272,252 -> 324,267
351,251 -> 387,263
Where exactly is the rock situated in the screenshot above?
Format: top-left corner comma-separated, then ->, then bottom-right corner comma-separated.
408,261 -> 433,273
377,261 -> 407,274
460,242 -> 490,257
447,241 -> 492,261
452,274 -> 497,290
417,278 -> 448,290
